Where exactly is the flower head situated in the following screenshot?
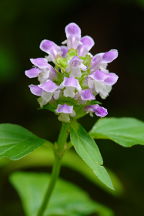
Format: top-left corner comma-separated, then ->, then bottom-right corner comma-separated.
25,22 -> 119,122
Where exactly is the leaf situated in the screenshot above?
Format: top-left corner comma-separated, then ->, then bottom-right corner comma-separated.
10,172 -> 114,216
2,145 -> 123,196
90,117 -> 144,147
70,123 -> 114,190
0,124 -> 46,160
63,151 -> 123,196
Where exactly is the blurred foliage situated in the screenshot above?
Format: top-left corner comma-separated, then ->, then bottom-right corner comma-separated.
0,146 -> 123,196
10,172 -> 114,216
0,48 -> 18,82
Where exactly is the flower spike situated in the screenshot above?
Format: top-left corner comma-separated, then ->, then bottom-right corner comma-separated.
25,22 -> 119,122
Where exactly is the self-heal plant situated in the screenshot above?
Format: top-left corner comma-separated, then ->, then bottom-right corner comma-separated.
1,23 -> 144,216
25,22 -> 118,122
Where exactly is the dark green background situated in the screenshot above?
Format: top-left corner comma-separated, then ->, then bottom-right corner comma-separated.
0,0 -> 144,215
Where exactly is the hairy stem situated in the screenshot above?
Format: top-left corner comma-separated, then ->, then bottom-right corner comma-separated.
37,123 -> 70,216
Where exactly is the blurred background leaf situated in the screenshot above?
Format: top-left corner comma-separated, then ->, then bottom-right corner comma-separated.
0,47 -> 19,82
10,172 -> 114,216
0,146 -> 123,196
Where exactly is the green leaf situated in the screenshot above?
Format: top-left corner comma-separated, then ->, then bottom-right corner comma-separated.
70,123 -> 114,190
0,124 -> 46,160
2,145 -> 123,196
63,151 -> 123,196
90,117 -> 144,147
10,172 -> 114,216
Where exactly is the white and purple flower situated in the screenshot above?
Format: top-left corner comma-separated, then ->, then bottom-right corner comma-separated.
25,22 -> 119,122
56,104 -> 75,122
66,56 -> 87,77
88,70 -> 118,99
85,104 -> 108,117
60,77 -> 81,98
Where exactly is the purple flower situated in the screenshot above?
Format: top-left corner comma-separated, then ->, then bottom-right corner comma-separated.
65,23 -> 81,49
30,58 -> 49,69
60,77 -> 81,98
39,80 -> 58,92
61,77 -> 81,89
78,36 -> 95,56
89,70 -> 118,85
91,49 -> 118,72
40,40 -> 62,61
91,53 -> 104,72
56,104 -> 73,114
88,70 -> 118,99
38,65 -> 56,83
56,104 -> 75,122
80,89 -> 95,101
66,56 -> 87,77
61,46 -> 68,57
29,84 -> 42,96
103,49 -> 118,63
85,104 -> 108,117
89,70 -> 107,81
104,73 -> 119,85
25,22 -> 119,122
38,81 -> 60,106
25,68 -> 41,78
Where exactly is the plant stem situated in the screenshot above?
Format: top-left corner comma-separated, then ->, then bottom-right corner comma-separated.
37,156 -> 61,216
37,123 -> 70,216
57,122 -> 70,154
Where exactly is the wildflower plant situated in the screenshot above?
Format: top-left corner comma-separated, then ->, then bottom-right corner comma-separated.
0,23 -> 144,216
26,22 -> 118,122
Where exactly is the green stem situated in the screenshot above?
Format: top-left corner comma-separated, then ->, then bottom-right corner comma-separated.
37,123 -> 70,216
37,156 -> 61,216
57,122 -> 70,154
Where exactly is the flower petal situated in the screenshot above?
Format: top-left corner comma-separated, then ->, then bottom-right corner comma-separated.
94,105 -> 108,117
65,23 -> 81,38
30,58 -> 49,69
29,84 -> 42,96
61,46 -> 68,57
65,23 -> 81,49
56,104 -> 73,114
64,87 -> 75,98
104,73 -> 119,85
39,80 -> 58,92
70,56 -> 82,67
40,40 -> 61,59
85,104 -> 108,117
103,49 -> 118,63
91,53 -> 104,71
40,40 -> 55,53
80,89 -> 95,101
61,77 -> 81,90
25,68 -> 41,78
81,36 -> 94,49
89,70 -> 107,81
